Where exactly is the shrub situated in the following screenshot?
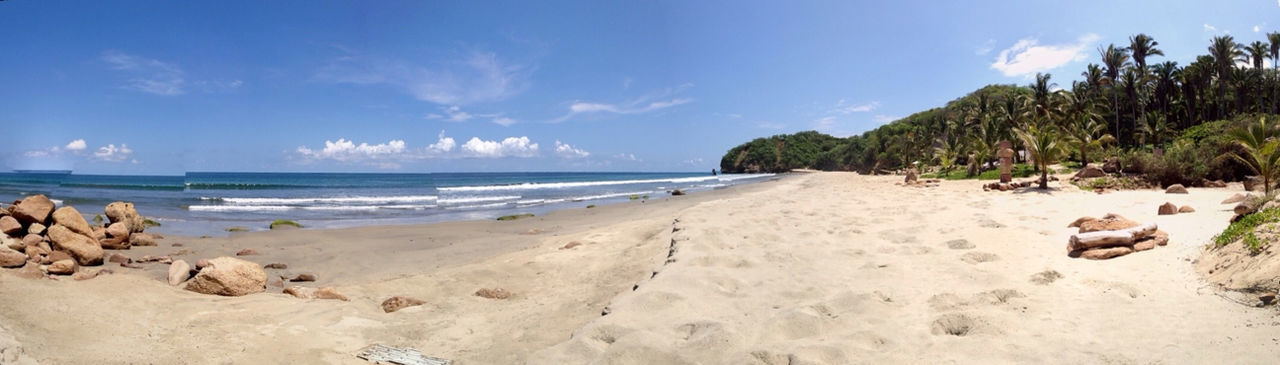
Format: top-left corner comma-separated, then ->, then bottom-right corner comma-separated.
1214,207 -> 1280,255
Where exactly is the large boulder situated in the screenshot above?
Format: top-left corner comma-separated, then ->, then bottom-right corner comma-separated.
1165,184 -> 1188,194
0,216 -> 21,236
1179,205 -> 1196,213
904,169 -> 918,184
0,247 -> 27,268
11,195 -> 55,225
100,222 -> 131,250
47,259 -> 77,275
1158,202 -> 1179,215
46,225 -> 104,266
104,202 -> 144,233
183,257 -> 267,296
1074,165 -> 1106,179
1244,176 -> 1265,192
51,206 -> 93,237
1222,193 -> 1249,205
1102,158 -> 1121,173
130,233 -> 158,247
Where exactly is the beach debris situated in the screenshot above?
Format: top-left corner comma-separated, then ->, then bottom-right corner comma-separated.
560,241 -> 583,250
0,247 -> 27,268
356,344 -> 451,365
1260,293 -> 1277,306
1165,184 -> 1188,194
47,225 -> 104,266
171,242 -> 183,247
381,296 -> 426,313
1067,216 -> 1168,260
235,248 -> 260,256
11,195 -> 54,225
47,259 -> 77,275
105,201 -> 145,233
0,216 -> 20,236
1179,205 -> 1195,213
289,273 -> 316,282
264,263 -> 288,269
183,256 -> 267,296
474,288 -> 512,299
1158,202 -> 1178,215
168,260 -> 191,285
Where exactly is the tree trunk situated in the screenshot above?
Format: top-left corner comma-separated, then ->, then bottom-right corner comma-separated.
1039,169 -> 1049,189
1067,222 -> 1158,253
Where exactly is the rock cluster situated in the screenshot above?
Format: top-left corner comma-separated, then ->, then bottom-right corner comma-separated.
0,195 -> 157,279
1066,213 -> 1169,260
982,176 -> 1058,192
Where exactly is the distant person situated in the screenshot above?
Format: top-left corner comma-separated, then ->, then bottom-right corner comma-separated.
712,169 -> 718,176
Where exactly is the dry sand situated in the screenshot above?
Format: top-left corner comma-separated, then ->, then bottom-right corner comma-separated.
2,172 -> 1278,364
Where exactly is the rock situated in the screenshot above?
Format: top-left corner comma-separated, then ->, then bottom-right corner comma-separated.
0,235 -> 19,252
21,234 -> 43,248
183,256 -> 267,296
1244,176 -> 1264,192
1222,193 -> 1249,204
27,222 -> 45,235
1165,184 -> 1188,194
167,260 -> 192,286
48,259 -> 77,275
1235,200 -> 1259,216
0,216 -> 21,236
13,264 -> 45,279
51,206 -> 93,237
268,278 -> 284,288
99,235 -> 129,250
137,255 -> 171,264
474,288 -> 512,299
381,296 -> 426,313
105,222 -> 130,240
1148,230 -> 1170,246
314,287 -> 348,301
1201,179 -> 1228,188
11,195 -> 55,225
1078,214 -> 1140,233
904,169 -> 918,184
1102,158 -> 1120,173
1076,246 -> 1135,260
1134,239 -> 1157,251
72,268 -> 104,281
289,273 -> 316,282
1067,216 -> 1096,228
670,189 -> 685,196
560,241 -> 583,250
104,201 -> 145,233
169,249 -> 192,256
107,253 -> 131,264
171,243 -> 183,247
1179,205 -> 1195,213
48,250 -> 73,263
1260,293 -> 1277,306
195,259 -> 211,269
1074,165 -> 1106,179
24,245 -> 49,264
1158,202 -> 1179,215
0,247 -> 27,268
264,263 -> 288,269
119,262 -> 143,269
129,233 -> 157,246
283,286 -> 314,299
46,225 -> 104,266
235,248 -> 259,256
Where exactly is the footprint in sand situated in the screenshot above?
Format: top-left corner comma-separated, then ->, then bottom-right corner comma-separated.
930,313 -> 991,336
946,239 -> 975,250
1029,270 -> 1063,285
961,252 -> 1001,264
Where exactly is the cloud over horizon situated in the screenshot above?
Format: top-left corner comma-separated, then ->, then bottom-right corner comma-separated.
989,33 -> 1100,77
317,48 -> 530,105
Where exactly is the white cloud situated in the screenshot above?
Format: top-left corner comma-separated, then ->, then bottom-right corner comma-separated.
554,84 -> 695,122
427,131 -> 456,153
612,153 -> 640,161
296,139 -> 408,163
317,49 -> 529,105
1204,24 -> 1217,32
684,157 -> 705,166
553,140 -> 590,159
874,115 -> 898,124
757,121 -> 786,130
989,33 -> 1100,77
92,144 -> 134,162
975,39 -> 996,55
492,117 -> 517,126
65,139 -> 86,151
832,99 -> 880,114
461,136 -> 539,158
813,116 -> 839,133
100,50 -> 186,95
1255,25 -> 1262,33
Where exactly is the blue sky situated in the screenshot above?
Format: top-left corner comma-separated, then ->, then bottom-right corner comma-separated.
2,1 -> 1278,175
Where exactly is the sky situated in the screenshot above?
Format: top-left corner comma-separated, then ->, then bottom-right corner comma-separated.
2,1 -> 1279,175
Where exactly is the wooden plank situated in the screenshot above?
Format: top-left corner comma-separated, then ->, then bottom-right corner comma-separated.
356,344 -> 451,365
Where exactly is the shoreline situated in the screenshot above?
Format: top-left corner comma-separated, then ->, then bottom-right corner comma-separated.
3,172 -> 1278,364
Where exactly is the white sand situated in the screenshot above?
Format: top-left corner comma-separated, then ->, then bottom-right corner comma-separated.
2,172 -> 1277,364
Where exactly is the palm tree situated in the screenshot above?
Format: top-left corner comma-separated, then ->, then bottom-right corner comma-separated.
1015,123 -> 1064,189
1226,116 -> 1280,195
1062,89 -> 1113,165
1150,61 -> 1179,123
1129,34 -> 1163,71
1209,35 -> 1245,118
1022,73 -> 1060,127
1137,112 -> 1174,148
1269,32 -> 1280,113
1247,41 -> 1269,69
1099,44 -> 1131,145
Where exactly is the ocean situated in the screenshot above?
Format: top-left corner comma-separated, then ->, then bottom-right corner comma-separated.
0,171 -> 775,237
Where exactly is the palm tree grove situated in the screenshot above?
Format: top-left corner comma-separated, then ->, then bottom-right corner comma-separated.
721,32 -> 1280,190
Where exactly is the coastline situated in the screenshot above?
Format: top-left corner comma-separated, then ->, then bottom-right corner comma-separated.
3,172 -> 1278,364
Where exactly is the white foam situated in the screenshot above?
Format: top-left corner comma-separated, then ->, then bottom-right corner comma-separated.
445,202 -> 513,210
188,205 -> 294,212
187,204 -> 437,212
203,195 -> 438,205
568,190 -> 658,202
437,174 -> 775,192
436,195 -> 521,205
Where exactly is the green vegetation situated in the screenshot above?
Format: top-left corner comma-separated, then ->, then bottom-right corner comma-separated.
629,195 -> 641,200
92,214 -> 103,225
225,226 -> 249,232
268,220 -> 303,229
1214,207 -> 1280,254
142,218 -> 161,228
496,213 -> 534,221
586,204 -> 596,208
721,32 -> 1280,189
924,163 -> 1034,180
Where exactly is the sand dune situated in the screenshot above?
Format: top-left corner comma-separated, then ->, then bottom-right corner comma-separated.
2,172 -> 1277,364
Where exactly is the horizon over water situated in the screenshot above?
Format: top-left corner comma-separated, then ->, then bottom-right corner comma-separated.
0,171 -> 775,237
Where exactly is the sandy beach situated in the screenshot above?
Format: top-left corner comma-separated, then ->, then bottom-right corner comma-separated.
2,172 -> 1278,364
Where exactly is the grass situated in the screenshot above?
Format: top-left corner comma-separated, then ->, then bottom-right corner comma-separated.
923,164 -> 1036,180
496,213 -> 534,221
1213,207 -> 1280,255
225,226 -> 249,232
268,220 -> 303,229
142,218 -> 161,227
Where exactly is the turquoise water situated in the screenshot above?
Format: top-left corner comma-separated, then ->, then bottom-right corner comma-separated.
0,171 -> 774,236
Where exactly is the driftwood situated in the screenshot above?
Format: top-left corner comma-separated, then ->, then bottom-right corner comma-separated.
356,344 -> 451,365
1078,245 -> 1135,260
1067,222 -> 1157,253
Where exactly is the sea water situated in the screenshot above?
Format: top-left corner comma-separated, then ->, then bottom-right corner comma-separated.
0,171 -> 774,236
